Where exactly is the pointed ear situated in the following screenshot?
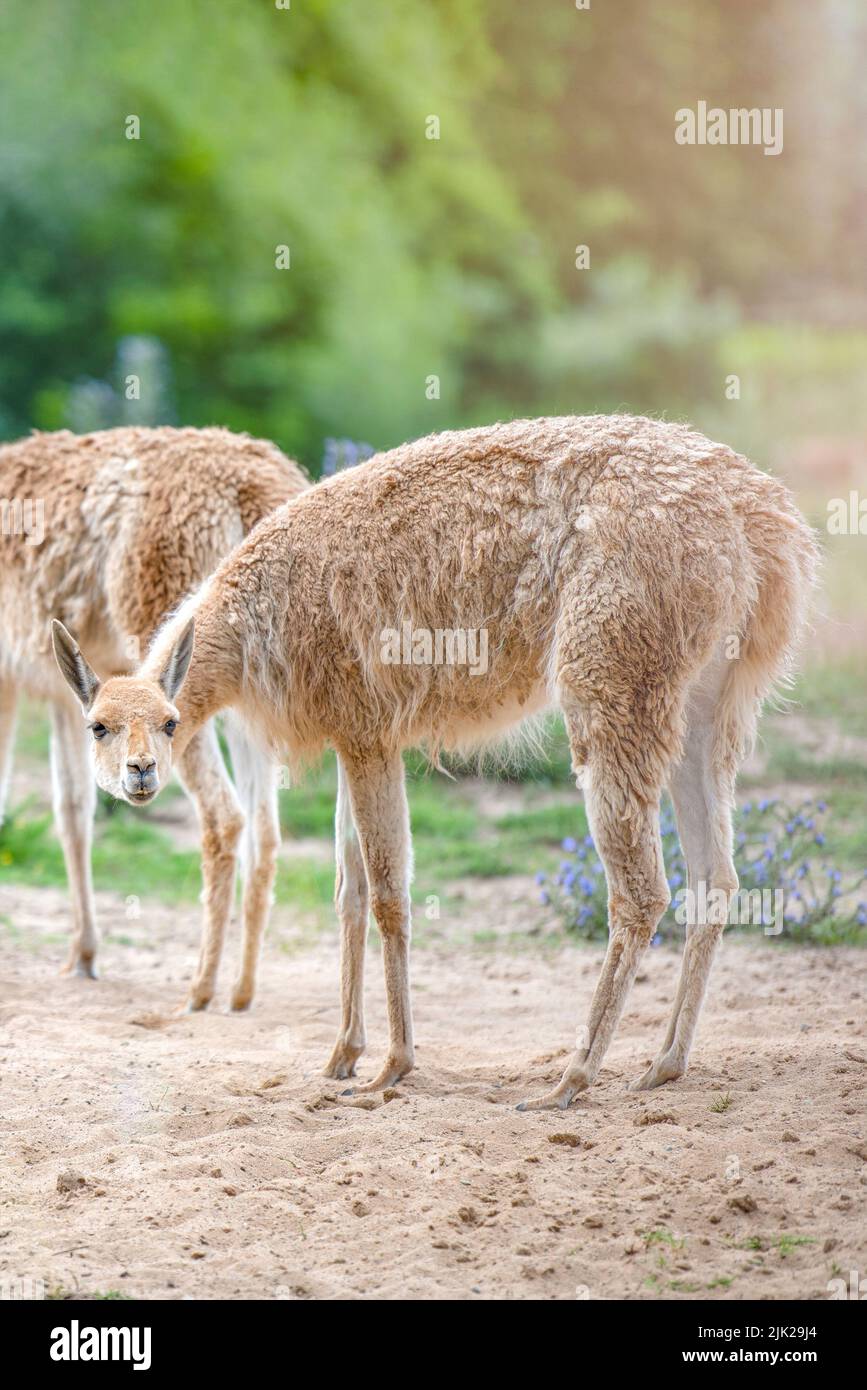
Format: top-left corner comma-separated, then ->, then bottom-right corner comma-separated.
158,618 -> 195,701
51,620 -> 100,710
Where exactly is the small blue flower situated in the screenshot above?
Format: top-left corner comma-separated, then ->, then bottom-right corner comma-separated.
561,837 -> 578,853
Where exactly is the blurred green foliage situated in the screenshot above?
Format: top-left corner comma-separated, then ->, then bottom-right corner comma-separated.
2,0 -> 865,469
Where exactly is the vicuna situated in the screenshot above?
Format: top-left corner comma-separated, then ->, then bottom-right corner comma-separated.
52,416 -> 818,1105
1,426 -> 307,1004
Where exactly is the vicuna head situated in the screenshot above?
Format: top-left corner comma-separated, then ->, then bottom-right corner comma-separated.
51,618 -> 195,805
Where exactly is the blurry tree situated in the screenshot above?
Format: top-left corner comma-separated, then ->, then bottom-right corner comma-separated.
0,0 -> 864,466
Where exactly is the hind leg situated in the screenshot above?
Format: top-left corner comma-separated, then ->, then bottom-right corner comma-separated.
338,747 -> 414,1092
0,678 -> 18,827
323,756 -> 370,1080
519,713 -> 671,1111
630,655 -> 738,1090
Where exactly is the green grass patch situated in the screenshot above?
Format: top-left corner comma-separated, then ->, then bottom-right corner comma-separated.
1,802 -> 337,913
793,664 -> 867,738
0,806 -> 203,901
642,1227 -> 686,1252
494,802 -> 589,842
762,741 -> 867,788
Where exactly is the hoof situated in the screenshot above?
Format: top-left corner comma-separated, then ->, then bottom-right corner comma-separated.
62,957 -> 98,980
324,1061 -> 356,1081
323,1040 -> 365,1081
182,995 -> 212,1014
628,1056 -> 684,1091
351,1056 -> 413,1094
516,1091 -> 573,1113
517,1068 -> 591,1112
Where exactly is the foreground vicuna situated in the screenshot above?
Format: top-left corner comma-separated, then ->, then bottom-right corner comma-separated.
53,416 -> 818,1104
1,426 -> 307,1001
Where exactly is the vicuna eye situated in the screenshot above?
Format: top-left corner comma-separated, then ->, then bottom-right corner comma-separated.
164,719 -> 177,737
91,723 -> 107,740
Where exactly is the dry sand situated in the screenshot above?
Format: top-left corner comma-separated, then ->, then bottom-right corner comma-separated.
0,882 -> 865,1301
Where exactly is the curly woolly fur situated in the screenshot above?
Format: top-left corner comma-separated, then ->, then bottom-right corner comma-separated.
1,426 -> 307,990
151,414 -> 816,774
1,426 -> 305,689
78,415 -> 819,1103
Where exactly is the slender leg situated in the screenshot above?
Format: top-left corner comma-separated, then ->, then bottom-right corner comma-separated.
339,747 -> 413,1092
518,720 -> 671,1111
224,720 -> 280,1012
50,699 -> 98,977
0,679 -> 18,826
630,661 -> 738,1090
323,755 -> 370,1078
174,722 -> 244,1011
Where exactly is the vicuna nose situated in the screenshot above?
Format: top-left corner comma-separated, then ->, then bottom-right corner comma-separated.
127,754 -> 156,775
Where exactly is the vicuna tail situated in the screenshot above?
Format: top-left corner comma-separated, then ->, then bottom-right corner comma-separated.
713,497 -> 820,776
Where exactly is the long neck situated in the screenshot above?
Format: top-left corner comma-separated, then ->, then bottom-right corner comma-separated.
143,587 -> 244,753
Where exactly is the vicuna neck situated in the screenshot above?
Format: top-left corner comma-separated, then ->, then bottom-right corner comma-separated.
143,588 -> 244,745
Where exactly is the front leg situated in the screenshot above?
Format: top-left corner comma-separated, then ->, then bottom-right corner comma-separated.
323,757 -> 369,1078
50,699 -> 98,977
223,723 -> 280,1012
175,724 -> 244,1011
337,747 -> 414,1092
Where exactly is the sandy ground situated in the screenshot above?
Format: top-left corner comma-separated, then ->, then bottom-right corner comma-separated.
0,881 -> 865,1302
